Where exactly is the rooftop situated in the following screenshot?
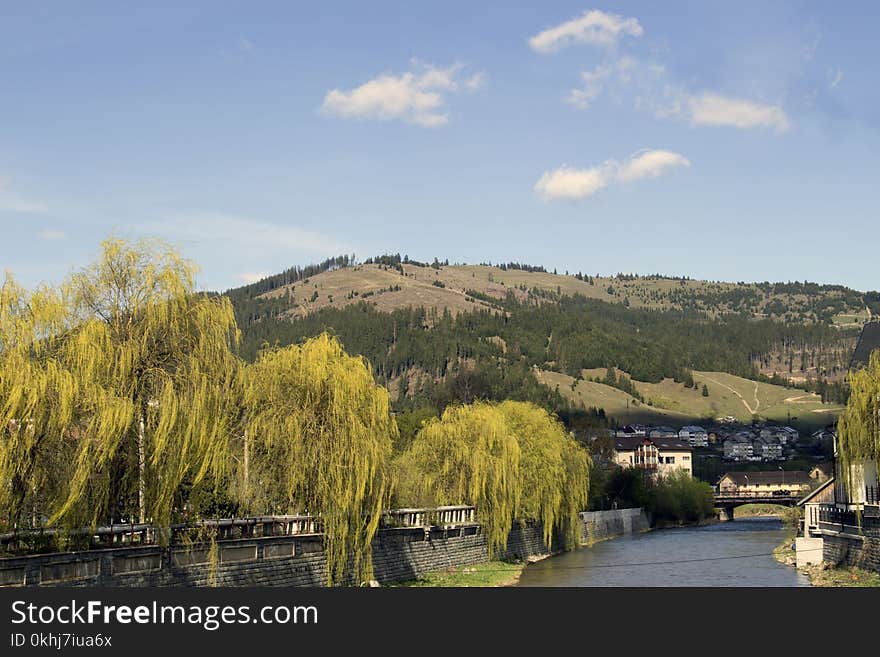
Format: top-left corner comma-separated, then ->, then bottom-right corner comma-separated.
615,436 -> 693,452
718,471 -> 812,486
851,321 -> 880,371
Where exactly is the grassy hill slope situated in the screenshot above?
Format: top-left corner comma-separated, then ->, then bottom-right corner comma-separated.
247,261 -> 874,326
539,367 -> 842,431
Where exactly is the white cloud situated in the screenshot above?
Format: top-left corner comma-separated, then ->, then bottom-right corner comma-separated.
140,212 -> 347,258
567,57 -> 639,109
535,149 -> 690,201
240,271 -> 269,284
829,68 -> 843,89
566,56 -> 792,132
0,178 -> 47,213
687,93 -> 790,131
237,37 -> 255,53
37,228 -> 65,240
566,64 -> 613,109
616,150 -> 691,183
321,61 -> 484,127
534,164 -> 613,200
529,10 -> 643,53
464,71 -> 486,91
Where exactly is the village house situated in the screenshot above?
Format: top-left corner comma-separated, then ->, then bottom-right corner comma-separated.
612,435 -> 693,479
716,470 -> 813,496
722,434 -> 753,461
805,324 -> 880,576
613,424 -> 647,439
809,462 -> 833,483
678,425 -> 708,447
811,428 -> 835,450
754,437 -> 783,461
648,426 -> 678,440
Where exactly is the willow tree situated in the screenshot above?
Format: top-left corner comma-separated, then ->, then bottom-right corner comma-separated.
397,402 -> 520,557
0,276 -> 82,532
241,333 -> 395,586
558,429 -> 591,550
837,350 -> 880,500
498,401 -> 590,551
27,238 -> 241,533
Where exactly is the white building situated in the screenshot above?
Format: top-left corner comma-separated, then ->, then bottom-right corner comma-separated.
723,436 -> 753,461
679,425 -> 708,447
612,436 -> 694,479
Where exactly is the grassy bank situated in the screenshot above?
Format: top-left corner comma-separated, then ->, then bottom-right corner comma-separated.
390,560 -> 525,587
803,565 -> 880,587
772,538 -> 880,587
736,503 -> 788,518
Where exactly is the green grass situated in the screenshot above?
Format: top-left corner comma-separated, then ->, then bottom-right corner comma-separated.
807,565 -> 880,587
538,367 -> 842,431
735,503 -> 788,517
390,560 -> 524,587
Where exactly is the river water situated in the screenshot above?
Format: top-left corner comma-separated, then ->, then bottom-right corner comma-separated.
518,517 -> 810,587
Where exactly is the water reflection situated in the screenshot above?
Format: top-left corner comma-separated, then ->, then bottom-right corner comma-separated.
518,517 -> 809,587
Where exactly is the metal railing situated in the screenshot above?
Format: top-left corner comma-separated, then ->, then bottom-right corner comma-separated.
0,506 -> 479,555
715,489 -> 801,499
817,504 -> 880,529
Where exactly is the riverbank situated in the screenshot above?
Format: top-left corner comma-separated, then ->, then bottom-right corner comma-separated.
390,560 -> 526,587
772,538 -> 880,587
735,503 -> 787,518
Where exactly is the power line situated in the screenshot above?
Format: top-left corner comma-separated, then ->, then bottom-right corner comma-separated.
434,546 -> 824,573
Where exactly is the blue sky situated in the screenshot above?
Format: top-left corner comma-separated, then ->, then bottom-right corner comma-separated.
1,1 -> 878,292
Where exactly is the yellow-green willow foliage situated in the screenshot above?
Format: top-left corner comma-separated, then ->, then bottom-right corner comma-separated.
396,401 -> 590,556
498,401 -> 590,551
837,350 -> 880,499
241,333 -> 395,586
57,238 -> 242,531
0,239 -> 242,534
0,276 -> 78,531
396,402 -> 521,557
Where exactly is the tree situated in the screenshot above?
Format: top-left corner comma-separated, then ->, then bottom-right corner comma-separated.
498,401 -> 590,550
242,333 -> 395,585
836,350 -> 880,498
0,276 -> 77,532
395,400 -> 590,556
1,238 -> 242,534
395,402 -> 519,557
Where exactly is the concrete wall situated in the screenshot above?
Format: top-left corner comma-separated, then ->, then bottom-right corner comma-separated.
0,510 -> 644,587
822,525 -> 880,574
579,508 -> 650,545
795,537 -> 823,568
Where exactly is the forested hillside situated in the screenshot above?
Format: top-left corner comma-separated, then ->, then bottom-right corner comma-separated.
225,256 -> 860,429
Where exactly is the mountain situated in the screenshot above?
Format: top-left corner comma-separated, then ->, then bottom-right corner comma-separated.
222,255 -> 871,430
227,256 -> 876,326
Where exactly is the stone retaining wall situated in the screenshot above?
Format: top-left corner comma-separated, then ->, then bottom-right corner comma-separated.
822,525 -> 880,574
580,508 -> 651,544
0,509 -> 644,587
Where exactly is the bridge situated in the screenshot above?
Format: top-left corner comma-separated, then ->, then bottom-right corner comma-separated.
713,491 -> 800,521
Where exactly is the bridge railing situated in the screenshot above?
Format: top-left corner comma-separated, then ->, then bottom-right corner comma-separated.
714,489 -> 801,499
0,506 -> 479,556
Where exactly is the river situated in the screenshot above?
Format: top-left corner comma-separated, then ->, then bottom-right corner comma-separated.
517,517 -> 809,586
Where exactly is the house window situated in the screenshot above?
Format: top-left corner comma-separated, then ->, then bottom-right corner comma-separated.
682,456 -> 690,461
665,456 -> 675,464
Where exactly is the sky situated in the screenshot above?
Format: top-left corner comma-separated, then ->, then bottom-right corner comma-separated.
1,1 -> 878,292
